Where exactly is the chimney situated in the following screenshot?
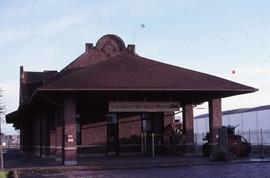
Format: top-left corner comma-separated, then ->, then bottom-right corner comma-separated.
127,44 -> 135,54
19,66 -> 24,104
20,66 -> 24,81
85,43 -> 93,52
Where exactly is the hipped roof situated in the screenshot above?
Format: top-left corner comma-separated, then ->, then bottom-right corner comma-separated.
39,52 -> 256,93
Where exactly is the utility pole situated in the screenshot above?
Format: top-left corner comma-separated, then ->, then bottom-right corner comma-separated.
0,117 -> 3,170
0,88 -> 4,169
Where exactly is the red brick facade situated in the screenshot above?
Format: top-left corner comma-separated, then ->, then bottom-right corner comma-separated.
49,130 -> 56,157
183,104 -> 194,154
164,112 -> 175,127
63,97 -> 77,165
208,98 -> 222,154
119,115 -> 142,139
183,105 -> 194,143
81,122 -> 107,145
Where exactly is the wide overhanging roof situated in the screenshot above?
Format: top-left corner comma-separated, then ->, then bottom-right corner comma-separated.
6,111 -> 17,124
6,34 -> 258,128
38,52 -> 257,94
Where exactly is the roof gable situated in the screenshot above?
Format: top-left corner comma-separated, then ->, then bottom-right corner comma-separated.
60,34 -> 132,75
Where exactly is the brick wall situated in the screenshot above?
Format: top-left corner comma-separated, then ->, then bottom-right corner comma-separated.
164,112 -> 175,127
81,122 -> 107,145
119,115 -> 141,141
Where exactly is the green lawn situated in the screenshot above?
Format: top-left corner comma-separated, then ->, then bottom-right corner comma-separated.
0,171 -> 8,178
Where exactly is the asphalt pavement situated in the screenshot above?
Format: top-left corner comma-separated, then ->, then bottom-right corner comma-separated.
3,149 -> 270,178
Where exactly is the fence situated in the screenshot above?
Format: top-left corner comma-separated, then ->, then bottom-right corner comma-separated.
143,129 -> 270,157
195,129 -> 270,146
141,132 -> 191,157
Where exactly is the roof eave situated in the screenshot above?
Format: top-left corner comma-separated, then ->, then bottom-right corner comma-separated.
37,88 -> 258,92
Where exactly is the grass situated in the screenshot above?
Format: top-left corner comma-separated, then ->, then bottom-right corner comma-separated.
0,171 -> 8,178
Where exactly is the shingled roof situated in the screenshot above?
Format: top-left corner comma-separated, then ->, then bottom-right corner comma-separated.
39,51 -> 256,93
6,34 -> 258,126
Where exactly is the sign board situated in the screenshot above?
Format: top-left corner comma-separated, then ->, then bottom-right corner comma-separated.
109,101 -> 180,112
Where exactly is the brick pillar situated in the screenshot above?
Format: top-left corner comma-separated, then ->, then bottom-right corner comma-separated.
208,98 -> 222,156
35,117 -> 40,155
38,116 -> 42,157
48,109 -> 56,158
55,109 -> 63,162
50,129 -> 56,158
63,97 -> 77,165
182,104 -> 194,154
42,112 -> 46,158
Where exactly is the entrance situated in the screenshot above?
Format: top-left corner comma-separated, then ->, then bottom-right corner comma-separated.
106,114 -> 119,156
142,112 -> 164,134
142,112 -> 164,154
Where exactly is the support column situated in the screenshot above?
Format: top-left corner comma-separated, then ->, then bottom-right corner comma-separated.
49,128 -> 56,158
63,96 -> 77,165
39,115 -> 43,157
36,117 -> 40,156
55,109 -> 63,162
42,112 -> 46,158
182,104 -> 194,155
208,98 -> 222,157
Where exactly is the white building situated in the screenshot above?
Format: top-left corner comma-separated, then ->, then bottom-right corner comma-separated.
194,105 -> 270,145
1,134 -> 20,149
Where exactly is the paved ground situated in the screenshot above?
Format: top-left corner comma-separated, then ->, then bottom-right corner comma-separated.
21,162 -> 270,178
4,149 -> 270,178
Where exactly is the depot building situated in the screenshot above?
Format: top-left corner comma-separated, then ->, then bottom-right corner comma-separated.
6,34 -> 256,165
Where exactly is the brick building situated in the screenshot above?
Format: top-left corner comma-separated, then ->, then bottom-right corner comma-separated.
6,34 -> 256,165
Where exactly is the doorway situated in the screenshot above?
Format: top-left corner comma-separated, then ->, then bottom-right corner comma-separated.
106,113 -> 119,156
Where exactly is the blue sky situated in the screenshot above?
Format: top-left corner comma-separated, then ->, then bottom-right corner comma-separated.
1,0 -> 270,134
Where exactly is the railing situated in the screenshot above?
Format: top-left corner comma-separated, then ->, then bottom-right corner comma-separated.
141,132 -> 185,157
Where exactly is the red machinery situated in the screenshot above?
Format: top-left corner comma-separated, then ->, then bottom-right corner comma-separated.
226,125 -> 251,158
203,125 -> 251,158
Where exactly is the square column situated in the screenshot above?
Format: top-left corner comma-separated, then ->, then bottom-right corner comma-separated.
182,104 -> 194,154
55,109 -> 63,162
49,129 -> 56,158
208,98 -> 222,156
63,96 -> 77,165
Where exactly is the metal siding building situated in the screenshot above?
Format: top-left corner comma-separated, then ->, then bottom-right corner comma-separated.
194,105 -> 270,145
